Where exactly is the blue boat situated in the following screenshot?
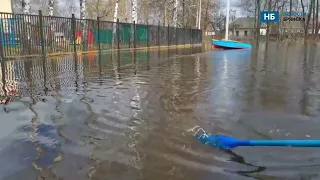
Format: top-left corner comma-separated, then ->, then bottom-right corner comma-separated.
212,39 -> 252,50
211,0 -> 252,50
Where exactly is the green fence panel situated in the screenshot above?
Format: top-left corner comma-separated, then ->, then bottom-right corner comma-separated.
136,25 -> 148,42
93,26 -> 149,44
120,27 -> 131,43
94,29 -> 113,44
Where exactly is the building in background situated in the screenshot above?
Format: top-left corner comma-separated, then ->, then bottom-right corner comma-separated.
0,0 -> 12,13
229,17 -> 267,37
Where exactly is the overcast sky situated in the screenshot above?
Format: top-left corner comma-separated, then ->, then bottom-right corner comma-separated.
220,0 -> 244,17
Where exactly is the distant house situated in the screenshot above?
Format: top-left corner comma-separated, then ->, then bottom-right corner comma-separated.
280,21 -> 304,33
226,17 -> 319,37
219,16 -> 319,38
228,17 -> 267,37
277,20 -> 320,34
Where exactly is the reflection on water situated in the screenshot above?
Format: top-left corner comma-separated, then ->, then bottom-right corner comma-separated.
1,44 -> 320,179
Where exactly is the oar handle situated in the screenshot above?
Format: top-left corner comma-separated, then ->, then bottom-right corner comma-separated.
240,140 -> 320,147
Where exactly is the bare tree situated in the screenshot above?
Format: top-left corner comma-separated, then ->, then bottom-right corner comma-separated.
48,0 -> 54,16
173,0 -> 179,27
23,0 -> 31,14
80,0 -> 87,50
211,12 -> 225,35
132,0 -> 138,23
112,0 -> 119,46
15,0 -> 61,15
131,0 -> 138,48
80,0 -> 86,19
266,0 -> 272,43
118,0 -> 132,22
86,0 -> 113,20
300,0 -> 313,42
315,0 -> 319,40
202,0 -> 216,31
255,0 -> 261,43
238,0 -> 256,17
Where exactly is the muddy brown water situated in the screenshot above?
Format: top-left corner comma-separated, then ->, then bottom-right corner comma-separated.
1,43 -> 320,180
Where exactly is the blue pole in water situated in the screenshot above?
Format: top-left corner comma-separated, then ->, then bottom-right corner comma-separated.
196,133 -> 320,150
244,140 -> 320,147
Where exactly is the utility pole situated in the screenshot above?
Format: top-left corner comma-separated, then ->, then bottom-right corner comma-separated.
225,0 -> 230,40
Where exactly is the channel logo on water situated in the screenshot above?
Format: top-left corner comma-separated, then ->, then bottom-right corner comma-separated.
260,11 -> 306,23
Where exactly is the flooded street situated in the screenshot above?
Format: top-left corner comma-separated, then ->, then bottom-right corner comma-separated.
1,43 -> 320,179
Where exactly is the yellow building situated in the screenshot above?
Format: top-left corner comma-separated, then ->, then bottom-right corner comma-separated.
0,0 -> 12,13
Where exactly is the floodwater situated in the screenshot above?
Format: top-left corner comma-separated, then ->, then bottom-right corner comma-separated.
1,43 -> 320,180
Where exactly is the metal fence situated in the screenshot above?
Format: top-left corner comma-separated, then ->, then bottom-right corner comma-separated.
0,10 -> 202,59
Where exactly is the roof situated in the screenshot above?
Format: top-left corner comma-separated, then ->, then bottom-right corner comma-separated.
229,17 -> 267,29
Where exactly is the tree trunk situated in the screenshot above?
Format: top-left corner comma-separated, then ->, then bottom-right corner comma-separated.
278,2 -> 285,42
312,0 -> 316,37
198,0 -> 201,29
253,0 -> 257,40
132,0 -> 138,23
301,0 -> 313,43
112,0 -> 119,46
143,1 -> 149,24
289,0 -> 292,38
131,0 -> 137,48
255,0 -> 261,44
315,0 -> 319,41
182,0 -> 185,27
22,0 -> 31,55
164,4 -> 167,26
80,0 -> 87,50
289,0 -> 292,16
173,0 -> 178,27
266,0 -> 272,43
48,0 -> 54,51
22,0 -> 30,14
48,0 -> 54,16
203,0 -> 209,31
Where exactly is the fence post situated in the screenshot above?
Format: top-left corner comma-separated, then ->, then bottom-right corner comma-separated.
146,22 -> 149,48
157,21 -> 160,47
133,21 -> 136,49
128,23 -> 131,49
117,18 -> 120,50
167,24 -> 170,47
38,10 -> 45,57
72,14 -> 77,53
190,28 -> 192,46
191,28 -> 193,46
176,27 -> 178,46
97,16 -> 101,52
184,27 -> 186,46
1,59 -> 5,95
0,25 -> 4,60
